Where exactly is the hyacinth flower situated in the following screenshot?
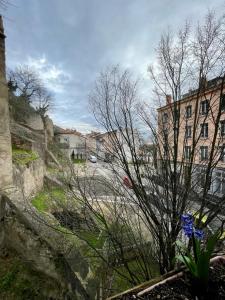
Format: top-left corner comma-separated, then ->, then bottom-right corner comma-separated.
181,214 -> 204,240
176,213 -> 221,291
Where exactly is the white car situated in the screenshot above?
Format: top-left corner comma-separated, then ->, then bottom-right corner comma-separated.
89,155 -> 97,163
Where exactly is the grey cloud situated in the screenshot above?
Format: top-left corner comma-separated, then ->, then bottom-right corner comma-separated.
3,0 -> 224,132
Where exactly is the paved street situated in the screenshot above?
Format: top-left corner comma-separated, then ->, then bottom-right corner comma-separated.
73,161 -> 225,233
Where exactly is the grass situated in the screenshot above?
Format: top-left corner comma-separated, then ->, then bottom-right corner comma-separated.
72,158 -> 86,164
32,187 -> 66,213
12,147 -> 39,165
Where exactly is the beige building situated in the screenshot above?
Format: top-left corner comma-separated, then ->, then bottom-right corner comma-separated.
157,77 -> 225,196
86,129 -> 139,162
55,128 -> 86,159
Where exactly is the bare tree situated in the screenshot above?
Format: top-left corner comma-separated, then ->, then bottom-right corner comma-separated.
28,10 -> 225,298
8,66 -> 43,104
35,87 -> 53,119
85,11 -> 225,276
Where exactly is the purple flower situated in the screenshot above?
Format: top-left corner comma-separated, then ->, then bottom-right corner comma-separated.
181,214 -> 193,225
182,223 -> 194,238
181,213 -> 205,240
194,229 -> 204,240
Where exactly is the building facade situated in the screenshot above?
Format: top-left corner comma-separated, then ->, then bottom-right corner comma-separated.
55,129 -> 86,159
157,77 -> 225,197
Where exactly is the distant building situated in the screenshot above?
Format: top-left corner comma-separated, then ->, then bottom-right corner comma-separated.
55,128 -> 86,159
86,129 -> 139,162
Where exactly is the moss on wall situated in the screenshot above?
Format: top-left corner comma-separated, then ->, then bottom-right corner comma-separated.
0,250 -> 63,300
12,147 -> 39,165
32,187 -> 66,212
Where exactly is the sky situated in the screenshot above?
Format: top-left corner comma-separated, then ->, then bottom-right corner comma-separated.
2,0 -> 225,133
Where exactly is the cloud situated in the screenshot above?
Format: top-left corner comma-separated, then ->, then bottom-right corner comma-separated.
50,115 -> 101,134
26,55 -> 71,94
4,0 -> 224,135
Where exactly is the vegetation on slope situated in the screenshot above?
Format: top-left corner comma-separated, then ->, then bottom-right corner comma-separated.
12,147 -> 39,165
0,250 -> 59,300
32,187 -> 66,213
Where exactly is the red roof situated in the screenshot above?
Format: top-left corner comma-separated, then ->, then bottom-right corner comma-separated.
57,128 -> 83,136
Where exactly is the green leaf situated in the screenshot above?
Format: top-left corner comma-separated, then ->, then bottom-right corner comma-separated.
176,240 -> 187,250
196,252 -> 210,284
206,230 -> 220,258
176,254 -> 197,276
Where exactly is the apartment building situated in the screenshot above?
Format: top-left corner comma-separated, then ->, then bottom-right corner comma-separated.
157,77 -> 225,197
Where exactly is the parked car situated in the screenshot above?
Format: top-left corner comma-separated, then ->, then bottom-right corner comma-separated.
89,155 -> 97,163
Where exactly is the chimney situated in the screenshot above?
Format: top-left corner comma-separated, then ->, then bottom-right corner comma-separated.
166,94 -> 172,105
0,15 -> 6,80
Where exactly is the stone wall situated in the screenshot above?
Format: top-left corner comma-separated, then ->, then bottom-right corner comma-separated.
26,112 -> 44,131
4,190 -> 91,300
0,17 -> 12,189
13,158 -> 45,198
44,115 -> 54,142
11,133 -> 33,151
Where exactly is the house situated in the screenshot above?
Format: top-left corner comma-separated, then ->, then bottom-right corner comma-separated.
85,131 -> 101,157
55,128 -> 86,159
157,76 -> 225,196
86,129 -> 140,162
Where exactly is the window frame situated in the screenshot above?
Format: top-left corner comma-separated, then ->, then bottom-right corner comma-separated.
186,105 -> 192,118
185,125 -> 192,139
200,146 -> 208,161
220,94 -> 225,111
200,99 -> 209,115
219,144 -> 225,162
200,123 -> 208,138
184,146 -> 191,160
214,170 -> 225,195
220,120 -> 225,136
162,112 -> 168,123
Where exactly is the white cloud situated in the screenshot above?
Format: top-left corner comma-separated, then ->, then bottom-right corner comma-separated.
26,55 -> 71,94
51,117 -> 101,134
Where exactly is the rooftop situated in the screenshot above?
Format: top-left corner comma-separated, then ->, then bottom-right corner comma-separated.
157,76 -> 223,112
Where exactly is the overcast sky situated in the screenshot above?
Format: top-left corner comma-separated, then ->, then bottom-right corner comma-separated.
2,0 -> 225,133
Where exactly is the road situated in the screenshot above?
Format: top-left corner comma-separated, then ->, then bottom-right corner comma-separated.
73,161 -> 225,233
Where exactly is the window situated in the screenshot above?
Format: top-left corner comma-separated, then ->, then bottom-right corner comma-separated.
64,137 -> 69,142
220,120 -> 225,136
220,94 -> 225,111
219,144 -> 225,162
200,100 -> 209,115
174,109 -> 180,121
200,123 -> 208,138
163,127 -> 168,138
200,146 -> 208,161
186,105 -> 192,118
214,170 -> 225,194
185,125 -> 192,138
162,112 -> 168,123
184,146 -> 191,160
194,166 -> 206,189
